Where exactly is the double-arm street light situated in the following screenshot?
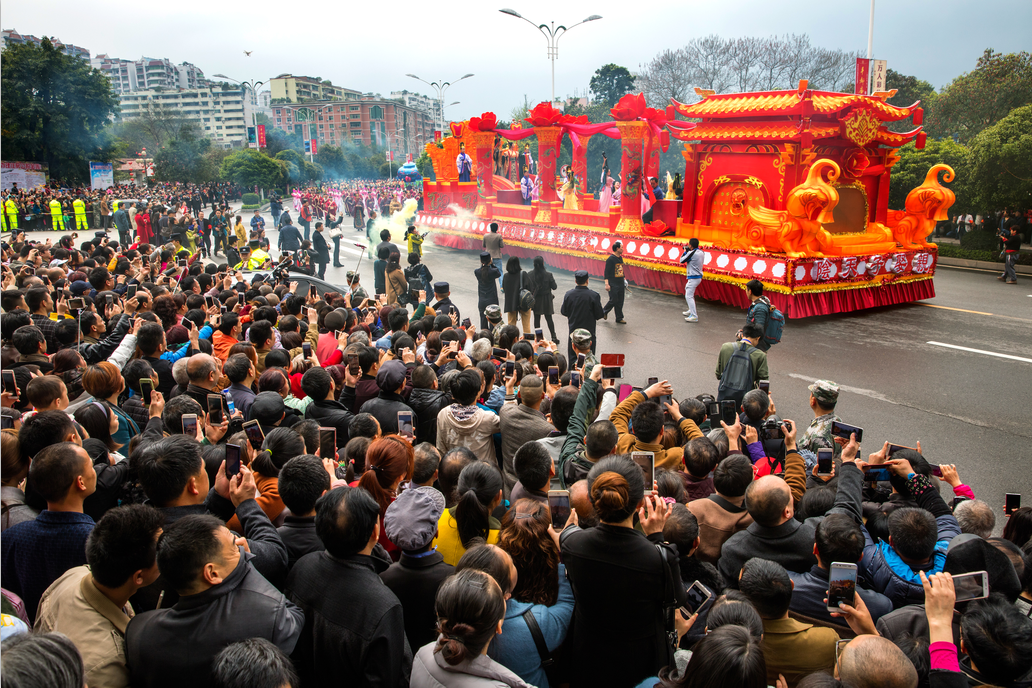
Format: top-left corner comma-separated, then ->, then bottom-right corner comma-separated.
498,9 -> 602,104
405,73 -> 474,133
213,74 -> 264,146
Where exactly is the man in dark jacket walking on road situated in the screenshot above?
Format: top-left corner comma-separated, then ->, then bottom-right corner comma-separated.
278,217 -> 303,257
560,270 -> 604,364
286,486 -> 413,687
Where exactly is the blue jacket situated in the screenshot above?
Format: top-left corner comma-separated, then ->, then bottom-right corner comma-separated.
487,564 -> 574,688
859,475 -> 960,609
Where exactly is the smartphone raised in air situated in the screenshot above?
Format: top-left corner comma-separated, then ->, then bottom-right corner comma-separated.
952,570 -> 989,601
817,448 -> 834,477
707,401 -> 721,422
462,317 -> 472,329
181,414 -> 198,438
826,562 -> 858,611
887,443 -> 916,457
242,420 -> 265,450
647,376 -> 659,389
2,370 -> 16,394
632,451 -> 656,492
600,353 -> 625,367
547,490 -> 571,531
318,427 -> 336,459
601,366 -> 622,380
492,347 -> 507,359
302,342 -> 312,358
1006,493 -> 1022,515
207,395 -> 223,425
548,366 -> 560,386
397,412 -> 414,440
139,378 -> 154,400
127,284 -> 138,299
504,361 -> 515,378
224,392 -> 235,416
862,465 -> 892,482
570,371 -> 581,389
69,298 -> 85,311
831,421 -> 864,444
576,353 -> 586,368
535,328 -> 543,342
680,581 -> 713,616
347,353 -> 360,377
224,443 -> 242,479
720,399 -> 737,426
758,380 -> 770,394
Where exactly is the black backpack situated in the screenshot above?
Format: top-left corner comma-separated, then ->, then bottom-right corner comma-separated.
717,342 -> 756,408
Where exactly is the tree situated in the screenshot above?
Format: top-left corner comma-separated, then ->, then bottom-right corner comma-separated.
416,151 -> 434,179
315,145 -> 350,178
220,149 -> 286,189
636,34 -> 860,108
1,38 -> 119,182
589,64 -> 636,108
967,104 -> 1032,212
152,136 -> 212,183
928,49 -> 1032,143
885,69 -> 937,132
887,138 -> 972,214
263,126 -> 304,156
274,149 -> 306,184
302,160 -> 324,181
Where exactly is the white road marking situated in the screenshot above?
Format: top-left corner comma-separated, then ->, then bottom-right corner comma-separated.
926,341 -> 1032,364
787,374 -> 895,403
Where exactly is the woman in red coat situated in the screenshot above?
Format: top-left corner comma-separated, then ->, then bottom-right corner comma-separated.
135,205 -> 152,244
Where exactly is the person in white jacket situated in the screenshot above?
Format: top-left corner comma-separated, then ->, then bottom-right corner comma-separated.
680,238 -> 705,323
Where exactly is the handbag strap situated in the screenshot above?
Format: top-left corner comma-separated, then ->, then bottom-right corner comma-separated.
521,609 -> 554,668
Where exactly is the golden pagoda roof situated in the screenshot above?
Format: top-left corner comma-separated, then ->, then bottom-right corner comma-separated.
669,121 -> 840,142
672,89 -> 916,122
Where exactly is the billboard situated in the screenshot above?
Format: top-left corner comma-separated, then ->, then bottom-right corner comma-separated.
89,162 -> 114,190
257,125 -> 266,148
1,161 -> 47,191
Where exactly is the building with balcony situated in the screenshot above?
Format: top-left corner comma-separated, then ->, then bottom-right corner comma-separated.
117,86 -> 253,148
270,97 -> 434,157
1,29 -> 89,60
270,74 -> 361,103
90,54 -> 207,95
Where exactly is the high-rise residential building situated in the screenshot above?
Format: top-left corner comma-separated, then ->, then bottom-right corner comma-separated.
90,54 -> 207,95
117,87 -> 253,148
270,96 -> 434,156
1,29 -> 89,60
270,74 -> 361,103
389,90 -> 442,122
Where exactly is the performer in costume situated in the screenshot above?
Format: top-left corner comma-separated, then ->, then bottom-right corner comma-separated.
520,171 -> 535,206
518,144 -> 535,178
598,176 -> 616,214
507,143 -> 520,186
561,166 -> 580,211
456,143 -> 473,183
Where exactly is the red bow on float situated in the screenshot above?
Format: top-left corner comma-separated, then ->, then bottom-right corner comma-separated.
469,112 -> 498,131
559,114 -> 590,125
610,93 -> 647,121
524,102 -> 564,127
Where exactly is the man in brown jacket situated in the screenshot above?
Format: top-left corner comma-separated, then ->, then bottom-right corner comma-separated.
608,379 -> 703,471
687,453 -> 754,563
498,374 -> 554,494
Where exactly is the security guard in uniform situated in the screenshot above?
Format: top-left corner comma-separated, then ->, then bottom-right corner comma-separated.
560,269 -> 604,364
569,328 -> 598,370
49,197 -> 65,231
73,197 -> 88,231
431,282 -> 460,322
3,197 -> 17,231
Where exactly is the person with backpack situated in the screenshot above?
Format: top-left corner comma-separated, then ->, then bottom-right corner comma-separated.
740,279 -> 784,352
716,323 -> 769,409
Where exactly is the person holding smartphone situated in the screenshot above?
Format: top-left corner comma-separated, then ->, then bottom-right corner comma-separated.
797,380 -> 843,459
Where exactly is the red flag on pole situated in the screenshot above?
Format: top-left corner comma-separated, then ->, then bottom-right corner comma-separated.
855,58 -> 870,95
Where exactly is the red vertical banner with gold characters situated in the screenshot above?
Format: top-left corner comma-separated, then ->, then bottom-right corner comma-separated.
854,58 -> 870,95
534,126 -> 562,203
615,120 -> 647,234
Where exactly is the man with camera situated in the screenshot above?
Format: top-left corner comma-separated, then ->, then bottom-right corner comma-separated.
999,224 -> 1021,285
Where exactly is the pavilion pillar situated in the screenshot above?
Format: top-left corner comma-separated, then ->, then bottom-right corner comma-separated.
615,120 -> 647,234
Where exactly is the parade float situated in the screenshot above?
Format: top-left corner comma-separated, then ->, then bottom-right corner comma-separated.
413,81 -> 956,317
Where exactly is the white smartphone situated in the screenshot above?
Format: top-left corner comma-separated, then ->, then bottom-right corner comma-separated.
952,570 -> 989,602
826,562 -> 858,611
397,411 -> 414,440
680,580 -> 713,616
631,451 -> 655,493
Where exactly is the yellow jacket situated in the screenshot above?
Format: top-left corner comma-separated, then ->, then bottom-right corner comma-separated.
433,507 -> 500,566
609,390 -> 704,471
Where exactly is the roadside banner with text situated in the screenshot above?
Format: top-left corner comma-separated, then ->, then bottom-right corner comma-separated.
855,58 -> 870,95
2,161 -> 48,191
872,60 -> 887,92
89,162 -> 114,190
310,139 -> 317,156
257,125 -> 266,148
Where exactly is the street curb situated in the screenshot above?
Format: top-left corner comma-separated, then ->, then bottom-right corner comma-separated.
937,256 -> 1032,275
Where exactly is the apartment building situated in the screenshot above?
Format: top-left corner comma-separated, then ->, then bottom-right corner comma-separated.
1,29 -> 89,60
270,97 -> 434,156
118,87 -> 253,148
270,74 -> 361,103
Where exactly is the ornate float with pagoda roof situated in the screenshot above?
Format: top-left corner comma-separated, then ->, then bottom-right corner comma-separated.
414,81 -> 956,317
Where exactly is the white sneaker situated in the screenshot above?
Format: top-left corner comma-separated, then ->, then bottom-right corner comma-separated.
682,310 -> 692,315
685,315 -> 698,322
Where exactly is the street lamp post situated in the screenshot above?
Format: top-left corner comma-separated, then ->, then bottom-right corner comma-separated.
498,9 -> 601,104
405,73 -> 474,134
213,74 -> 264,148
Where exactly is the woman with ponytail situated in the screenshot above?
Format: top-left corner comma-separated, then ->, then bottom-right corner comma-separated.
434,462 -> 504,566
410,569 -> 534,688
559,455 -> 690,688
356,435 -> 414,560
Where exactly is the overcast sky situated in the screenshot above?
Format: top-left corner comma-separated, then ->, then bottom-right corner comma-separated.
5,0 -> 1030,119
